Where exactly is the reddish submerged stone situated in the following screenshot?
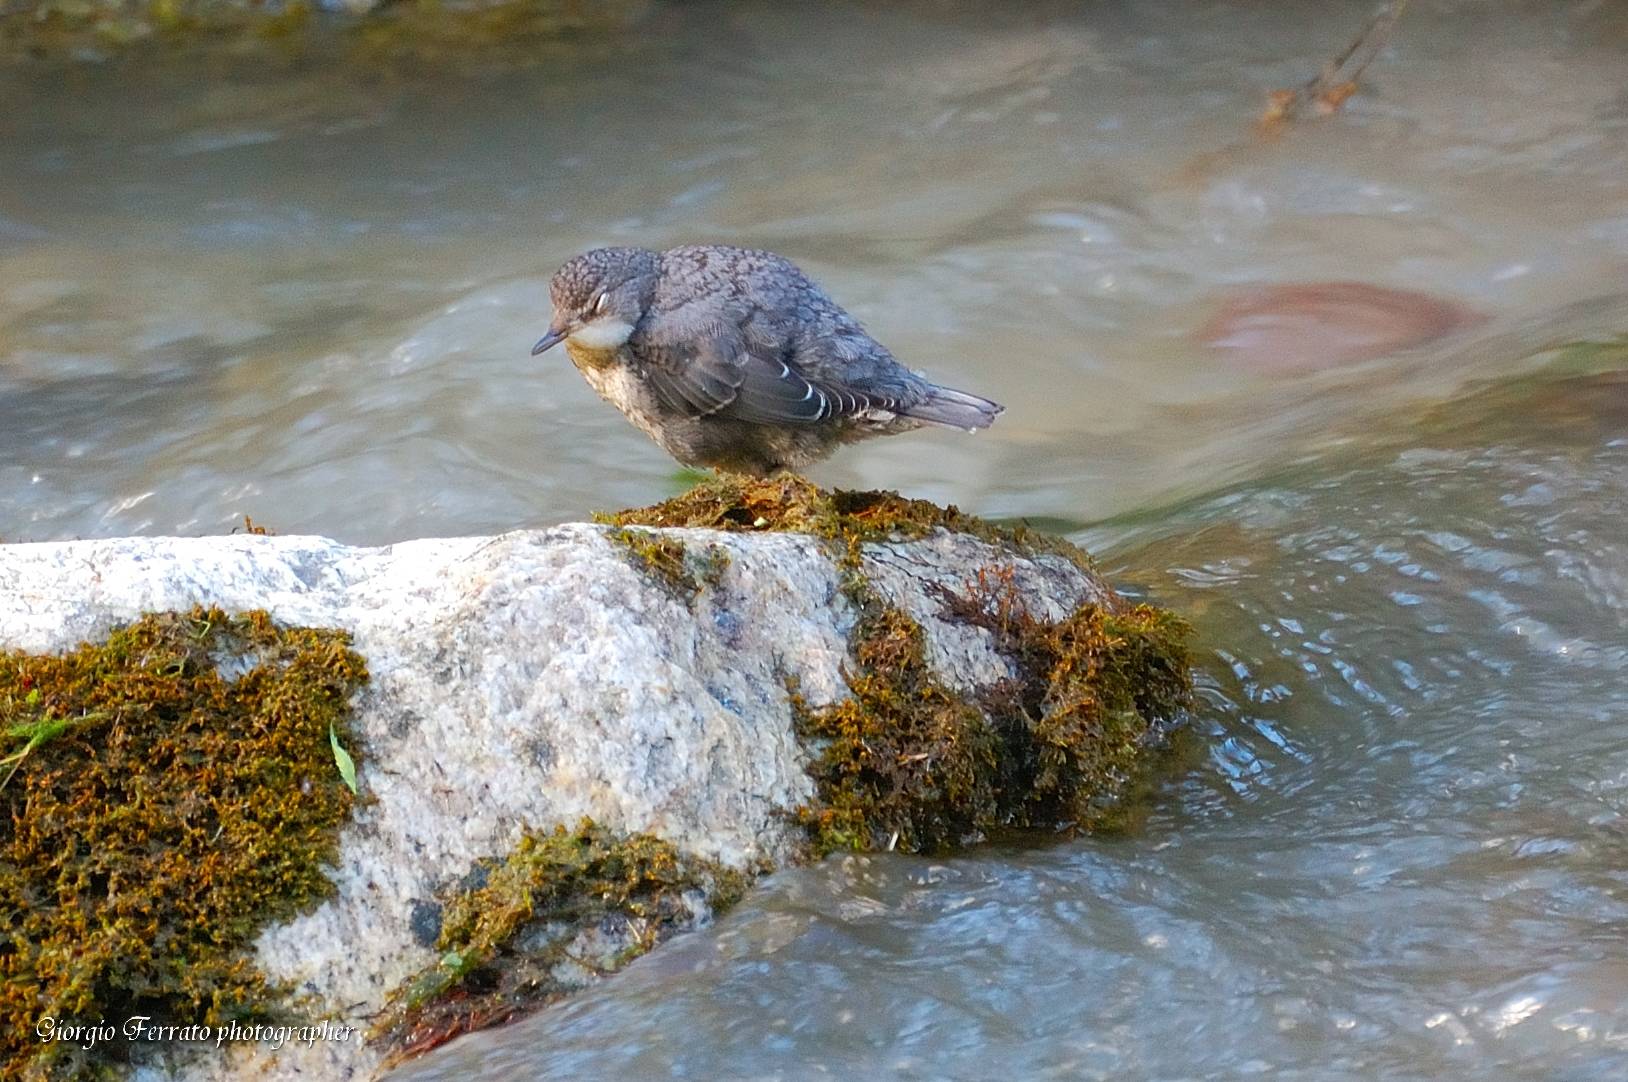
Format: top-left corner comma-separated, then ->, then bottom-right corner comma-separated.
1200,281 -> 1485,373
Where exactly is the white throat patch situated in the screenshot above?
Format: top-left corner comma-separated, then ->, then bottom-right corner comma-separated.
568,318 -> 635,351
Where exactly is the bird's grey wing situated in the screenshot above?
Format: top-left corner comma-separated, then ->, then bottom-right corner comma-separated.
637,331 -> 745,417
637,323 -> 899,425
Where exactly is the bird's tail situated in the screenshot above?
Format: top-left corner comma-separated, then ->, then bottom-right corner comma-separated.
901,383 -> 1004,432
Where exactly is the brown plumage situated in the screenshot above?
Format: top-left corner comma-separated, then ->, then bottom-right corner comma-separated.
531,245 -> 1002,475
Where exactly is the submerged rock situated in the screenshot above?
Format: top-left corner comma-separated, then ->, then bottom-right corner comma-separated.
1200,281 -> 1484,373
0,480 -> 1189,1079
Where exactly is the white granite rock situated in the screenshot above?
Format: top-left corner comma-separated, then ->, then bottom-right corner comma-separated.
0,522 -> 1111,1080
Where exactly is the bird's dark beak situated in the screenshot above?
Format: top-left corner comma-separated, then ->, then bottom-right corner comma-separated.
531,324 -> 569,356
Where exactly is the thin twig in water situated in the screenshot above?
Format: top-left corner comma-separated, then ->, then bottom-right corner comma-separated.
1262,0 -> 1409,130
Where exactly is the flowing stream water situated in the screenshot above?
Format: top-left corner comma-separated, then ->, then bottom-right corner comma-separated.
4,0 -> 1627,1078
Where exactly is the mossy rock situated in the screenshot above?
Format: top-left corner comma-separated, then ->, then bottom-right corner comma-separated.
0,607 -> 367,1080
377,819 -> 752,1062
607,476 -> 1193,855
0,480 -> 1192,1073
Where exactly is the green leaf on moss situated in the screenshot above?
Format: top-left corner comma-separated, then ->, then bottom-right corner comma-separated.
331,721 -> 359,794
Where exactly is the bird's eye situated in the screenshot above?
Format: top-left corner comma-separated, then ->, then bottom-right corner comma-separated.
592,293 -> 607,314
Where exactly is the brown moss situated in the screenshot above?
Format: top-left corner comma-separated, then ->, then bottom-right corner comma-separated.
599,474 -> 1094,573
379,819 -> 752,1063
994,599 -> 1195,831
792,606 -> 1002,854
0,607 -> 368,1081
796,572 -> 1193,856
604,527 -> 729,601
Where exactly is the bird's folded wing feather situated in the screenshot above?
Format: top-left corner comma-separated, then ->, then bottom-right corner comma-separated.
639,330 -> 898,425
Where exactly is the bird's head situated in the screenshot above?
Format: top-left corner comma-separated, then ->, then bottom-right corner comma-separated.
532,247 -> 659,356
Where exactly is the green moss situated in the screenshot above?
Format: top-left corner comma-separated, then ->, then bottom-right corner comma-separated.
0,0 -> 647,64
379,819 -> 751,1062
599,474 -> 1094,573
344,0 -> 647,67
604,527 -> 729,601
1413,354 -> 1628,448
998,600 -> 1194,830
796,573 -> 1193,857
0,607 -> 368,1080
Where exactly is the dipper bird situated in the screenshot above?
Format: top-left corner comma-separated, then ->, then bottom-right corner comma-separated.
531,245 -> 1003,475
